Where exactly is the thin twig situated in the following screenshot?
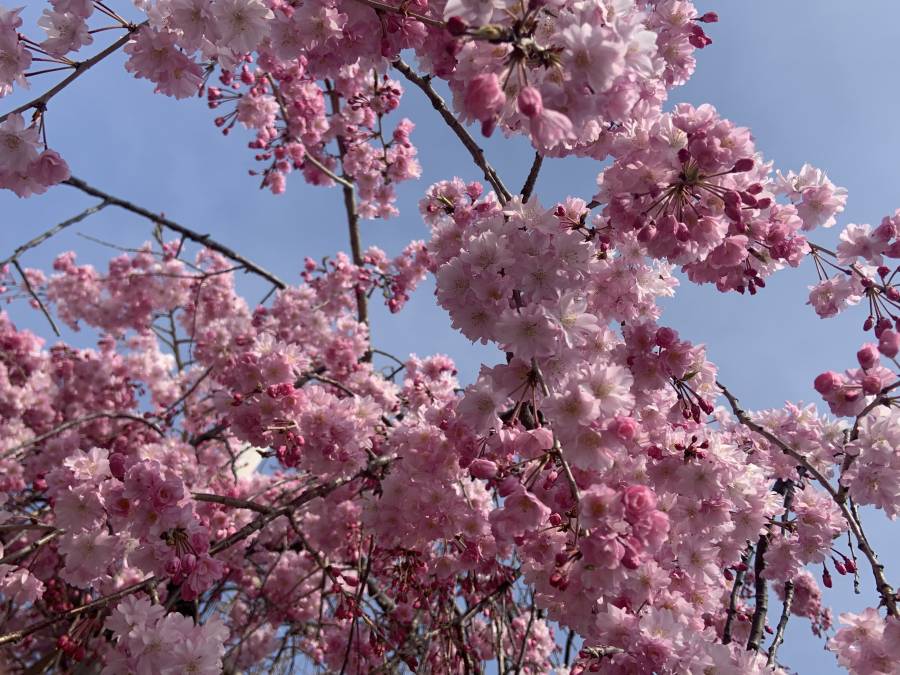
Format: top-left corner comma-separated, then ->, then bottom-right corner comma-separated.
767,580 -> 794,667
721,544 -> 752,645
0,530 -> 62,566
12,259 -> 59,336
0,201 -> 109,268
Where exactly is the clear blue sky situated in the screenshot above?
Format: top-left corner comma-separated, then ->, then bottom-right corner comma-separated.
2,3 -> 899,672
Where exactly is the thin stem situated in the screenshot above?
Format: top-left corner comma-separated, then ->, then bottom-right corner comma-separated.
0,201 -> 109,269
12,259 -> 59,337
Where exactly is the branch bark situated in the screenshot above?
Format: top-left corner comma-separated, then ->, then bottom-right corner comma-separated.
63,176 -> 287,291
0,24 -> 144,125
392,59 -> 512,204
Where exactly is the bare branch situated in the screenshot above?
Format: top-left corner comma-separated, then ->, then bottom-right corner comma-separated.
392,59 -> 512,203
63,176 -> 287,291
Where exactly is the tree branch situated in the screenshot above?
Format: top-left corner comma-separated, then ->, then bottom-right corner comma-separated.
63,176 -> 287,291
520,152 -> 543,203
326,86 -> 369,328
0,201 -> 109,269
767,580 -> 794,667
0,25 -> 144,125
392,59 -> 512,204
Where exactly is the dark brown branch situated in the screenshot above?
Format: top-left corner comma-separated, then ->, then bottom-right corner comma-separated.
0,25 -> 144,124
192,493 -> 271,514
392,59 -> 512,204
209,454 -> 397,555
325,86 -> 369,329
512,596 -> 536,675
746,533 -> 770,651
520,152 -> 543,203
0,577 -> 157,646
350,0 -> 444,27
63,176 -> 287,291
836,379 -> 900,503
0,530 -> 62,566
767,580 -> 794,667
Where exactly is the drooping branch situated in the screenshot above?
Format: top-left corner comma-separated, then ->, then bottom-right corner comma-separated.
392,59 -> 512,204
721,544 -> 752,645
63,176 -> 288,291
11,258 -> 59,336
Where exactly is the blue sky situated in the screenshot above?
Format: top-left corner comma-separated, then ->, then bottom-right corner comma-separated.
2,2 -> 900,671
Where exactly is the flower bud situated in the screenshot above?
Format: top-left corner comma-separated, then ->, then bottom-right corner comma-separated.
517,86 -> 544,118
469,458 -> 499,479
878,329 -> 899,358
446,15 -> 467,36
813,371 -> 839,395
857,343 -> 879,370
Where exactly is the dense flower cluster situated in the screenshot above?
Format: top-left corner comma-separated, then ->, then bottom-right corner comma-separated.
1,1 -> 899,674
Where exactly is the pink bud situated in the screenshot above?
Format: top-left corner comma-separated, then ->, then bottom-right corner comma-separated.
731,158 -> 754,173
857,343 -> 879,370
109,453 -> 127,481
862,374 -> 882,395
814,371 -> 839,395
697,11 -> 718,23
469,458 -> 499,479
655,326 -> 679,349
517,86 -> 544,118
878,329 -> 899,358
497,476 -> 520,498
